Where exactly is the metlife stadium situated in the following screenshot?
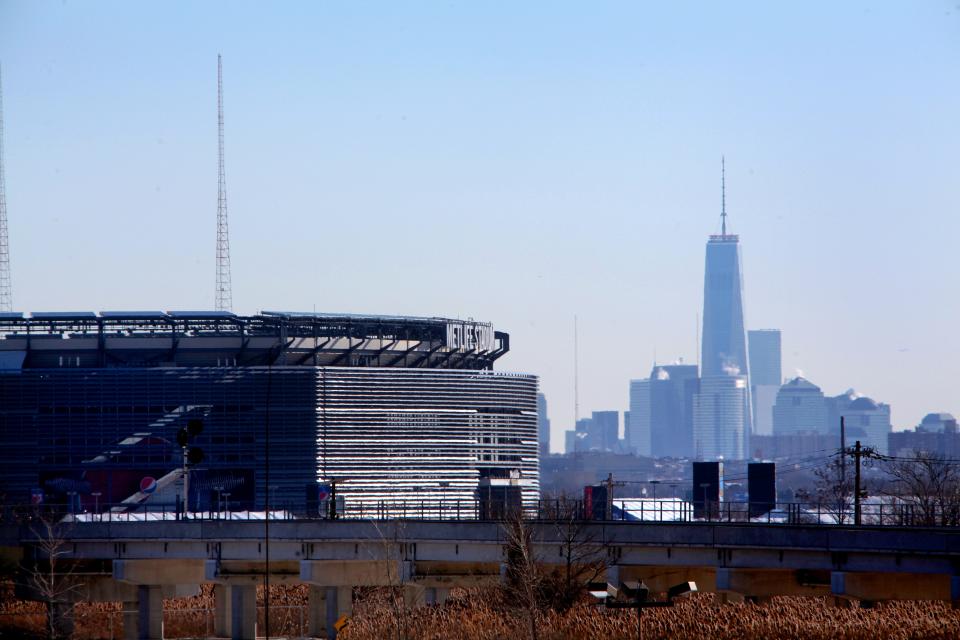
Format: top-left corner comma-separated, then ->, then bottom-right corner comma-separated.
0,311 -> 539,513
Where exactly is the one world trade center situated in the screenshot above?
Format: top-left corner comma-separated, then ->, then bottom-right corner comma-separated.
694,159 -> 752,460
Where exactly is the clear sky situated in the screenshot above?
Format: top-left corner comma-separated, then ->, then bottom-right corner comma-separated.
1,1 -> 958,449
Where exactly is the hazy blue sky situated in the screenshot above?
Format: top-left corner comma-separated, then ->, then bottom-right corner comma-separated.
2,1 -> 958,449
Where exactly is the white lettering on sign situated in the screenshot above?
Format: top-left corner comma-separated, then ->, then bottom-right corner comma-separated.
446,322 -> 495,352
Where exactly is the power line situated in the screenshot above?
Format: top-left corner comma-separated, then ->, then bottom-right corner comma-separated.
720,462 -> 828,484
877,453 -> 960,464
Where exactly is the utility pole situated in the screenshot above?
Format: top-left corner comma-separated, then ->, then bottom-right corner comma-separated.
853,440 -> 862,526
842,439 -> 878,526
604,473 -> 626,520
840,416 -> 846,486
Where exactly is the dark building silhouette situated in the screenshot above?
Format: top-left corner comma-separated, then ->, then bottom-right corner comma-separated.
692,461 -> 723,518
748,462 -> 776,518
888,413 -> 960,458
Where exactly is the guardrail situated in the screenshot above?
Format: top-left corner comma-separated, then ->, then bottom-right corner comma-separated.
3,499 -> 959,527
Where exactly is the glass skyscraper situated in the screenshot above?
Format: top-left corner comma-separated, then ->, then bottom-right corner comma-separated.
748,329 -> 782,386
693,375 -> 747,460
629,364 -> 699,458
701,233 -> 750,381
697,172 -> 752,459
748,329 -> 782,436
536,392 -> 551,457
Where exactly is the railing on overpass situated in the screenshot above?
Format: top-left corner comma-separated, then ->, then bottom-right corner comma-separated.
3,499 -> 959,528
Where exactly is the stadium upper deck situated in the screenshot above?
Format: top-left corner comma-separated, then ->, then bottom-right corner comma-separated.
0,310 -> 508,370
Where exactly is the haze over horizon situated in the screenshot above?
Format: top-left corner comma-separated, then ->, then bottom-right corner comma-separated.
1,1 -> 958,448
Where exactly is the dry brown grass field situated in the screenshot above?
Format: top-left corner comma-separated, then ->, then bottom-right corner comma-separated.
3,582 -> 960,639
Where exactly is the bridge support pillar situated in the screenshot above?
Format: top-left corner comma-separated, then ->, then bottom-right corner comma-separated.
307,585 -> 352,639
123,585 -> 163,640
606,565 -> 620,588
423,587 -> 450,605
212,583 -> 256,640
307,585 -> 327,638
324,586 -> 353,639
404,584 -> 426,607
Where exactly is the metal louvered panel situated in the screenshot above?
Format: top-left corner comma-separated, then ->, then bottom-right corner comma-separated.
316,368 -> 539,510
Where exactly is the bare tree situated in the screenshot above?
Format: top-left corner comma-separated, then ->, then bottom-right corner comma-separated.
23,512 -> 80,640
814,456 -> 854,525
501,511 -> 543,640
883,450 -> 960,526
370,519 -> 411,640
546,500 -> 607,612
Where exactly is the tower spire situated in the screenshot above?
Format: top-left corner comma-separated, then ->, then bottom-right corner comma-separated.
720,155 -> 727,237
215,54 -> 232,312
0,63 -> 12,312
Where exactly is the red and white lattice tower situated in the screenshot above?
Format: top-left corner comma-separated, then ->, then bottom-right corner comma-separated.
0,63 -> 12,312
215,54 -> 232,312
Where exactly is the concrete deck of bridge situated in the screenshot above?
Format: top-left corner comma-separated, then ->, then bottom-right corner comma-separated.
299,558 -> 410,586
113,559 -> 206,586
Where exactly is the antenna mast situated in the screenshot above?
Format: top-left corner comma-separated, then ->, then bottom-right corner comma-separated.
573,315 -> 580,423
215,54 -> 232,312
0,63 -> 12,312
720,155 -> 727,237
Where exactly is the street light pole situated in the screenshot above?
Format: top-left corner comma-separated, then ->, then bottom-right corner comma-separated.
649,480 -> 660,501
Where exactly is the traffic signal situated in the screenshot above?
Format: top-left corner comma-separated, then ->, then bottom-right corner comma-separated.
186,418 -> 204,437
178,419 -> 204,466
187,447 -> 205,465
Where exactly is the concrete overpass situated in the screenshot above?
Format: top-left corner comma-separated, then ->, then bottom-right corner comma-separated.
6,519 -> 960,639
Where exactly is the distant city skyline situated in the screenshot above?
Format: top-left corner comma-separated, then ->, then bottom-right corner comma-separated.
1,2 -> 958,451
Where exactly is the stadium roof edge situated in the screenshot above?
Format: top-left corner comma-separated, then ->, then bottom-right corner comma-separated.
5,311 -> 491,325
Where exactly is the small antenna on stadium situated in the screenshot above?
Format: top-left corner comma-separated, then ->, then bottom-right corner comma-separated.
0,63 -> 12,312
215,54 -> 233,312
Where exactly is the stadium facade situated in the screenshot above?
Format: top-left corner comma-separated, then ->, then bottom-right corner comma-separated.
0,311 -> 539,513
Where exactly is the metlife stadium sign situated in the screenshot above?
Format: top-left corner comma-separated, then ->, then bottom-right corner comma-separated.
445,321 -> 494,352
